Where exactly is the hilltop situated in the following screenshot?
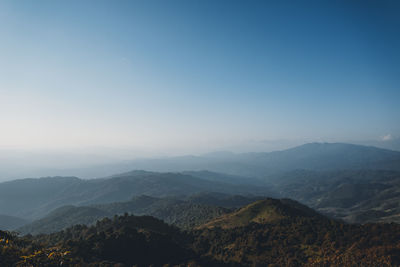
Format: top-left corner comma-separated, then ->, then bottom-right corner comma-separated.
193,199 -> 400,266
200,198 -> 321,229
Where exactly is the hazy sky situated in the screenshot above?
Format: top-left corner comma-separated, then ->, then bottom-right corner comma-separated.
1,0 -> 399,154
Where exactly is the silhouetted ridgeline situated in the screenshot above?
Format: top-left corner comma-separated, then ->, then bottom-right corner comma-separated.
96,143 -> 400,177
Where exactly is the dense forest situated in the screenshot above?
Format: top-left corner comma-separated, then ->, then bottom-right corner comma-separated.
2,198 -> 400,266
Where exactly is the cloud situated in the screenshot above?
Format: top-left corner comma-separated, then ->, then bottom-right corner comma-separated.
381,134 -> 393,141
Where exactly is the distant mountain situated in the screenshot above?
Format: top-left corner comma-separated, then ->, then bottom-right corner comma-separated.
0,171 -> 272,220
0,214 -> 29,230
273,169 -> 400,223
355,137 -> 400,152
98,143 -> 400,177
182,170 -> 264,185
2,142 -> 400,226
259,142 -> 400,171
1,142 -> 399,181
0,176 -> 82,220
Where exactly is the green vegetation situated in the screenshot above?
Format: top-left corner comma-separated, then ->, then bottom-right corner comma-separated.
2,198 -> 400,266
2,143 -> 400,228
18,195 -> 232,235
0,171 -> 270,221
201,198 -> 321,229
2,143 -> 400,265
17,206 -> 110,235
193,217 -> 400,266
1,215 -> 197,266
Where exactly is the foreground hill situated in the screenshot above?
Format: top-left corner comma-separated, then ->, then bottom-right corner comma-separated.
0,171 -> 271,220
1,215 -> 198,266
193,199 -> 400,266
3,199 -> 400,266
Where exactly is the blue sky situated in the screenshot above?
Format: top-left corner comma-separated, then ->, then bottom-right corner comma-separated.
0,0 -> 399,153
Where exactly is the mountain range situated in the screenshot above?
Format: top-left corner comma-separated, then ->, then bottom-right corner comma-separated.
1,142 -> 400,234
3,142 -> 398,180
105,142 -> 400,177
17,194 -> 236,235
0,171 -> 271,220
3,197 -> 400,266
272,169 -> 400,223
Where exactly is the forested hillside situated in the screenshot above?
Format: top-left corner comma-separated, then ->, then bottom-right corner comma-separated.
273,170 -> 400,223
18,195 -> 232,235
2,199 -> 400,266
0,171 -> 271,220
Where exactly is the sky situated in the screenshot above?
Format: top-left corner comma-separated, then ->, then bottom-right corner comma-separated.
0,0 -> 399,155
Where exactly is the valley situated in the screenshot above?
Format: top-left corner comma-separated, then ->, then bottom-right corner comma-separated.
0,143 -> 399,266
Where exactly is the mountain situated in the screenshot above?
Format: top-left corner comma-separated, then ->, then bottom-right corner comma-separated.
356,137 -> 400,152
0,176 -> 82,220
273,169 -> 400,223
0,171 -> 272,220
3,200 -> 400,266
17,206 -> 110,235
193,199 -> 400,266
229,142 -> 400,177
94,143 -> 400,177
18,193 -> 265,235
182,170 -> 264,185
200,198 -> 322,229
185,192 -> 263,208
260,142 -> 400,171
1,142 -> 398,182
2,143 -> 400,226
94,195 -> 231,229
5,215 -> 198,266
17,195 -> 232,235
0,215 -> 29,230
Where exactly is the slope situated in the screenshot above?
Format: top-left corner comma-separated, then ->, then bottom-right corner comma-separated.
101,143 -> 400,177
200,198 -> 321,229
0,171 -> 272,220
193,199 -> 400,266
273,169 -> 400,223
17,195 -> 231,235
0,215 -> 29,230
